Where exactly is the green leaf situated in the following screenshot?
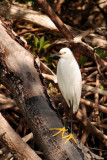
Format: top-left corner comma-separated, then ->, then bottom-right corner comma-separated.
80,56 -> 88,65
52,62 -> 56,68
32,50 -> 36,55
39,36 -> 45,50
34,37 -> 39,48
94,48 -> 107,59
28,34 -> 31,39
95,48 -> 103,55
43,43 -> 51,49
95,52 -> 100,58
100,84 -> 104,90
44,40 -> 49,45
27,1 -> 34,6
42,57 -> 48,63
27,35 -> 33,46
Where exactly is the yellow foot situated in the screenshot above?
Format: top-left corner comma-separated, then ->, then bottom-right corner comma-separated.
49,127 -> 68,137
62,133 -> 77,144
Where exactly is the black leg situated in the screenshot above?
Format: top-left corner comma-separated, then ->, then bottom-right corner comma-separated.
61,100 -> 77,144
68,100 -> 73,133
64,117 -> 69,130
70,106 -> 73,133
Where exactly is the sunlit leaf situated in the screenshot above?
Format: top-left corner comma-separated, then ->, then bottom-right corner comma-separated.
100,84 -> 104,90
34,37 -> 39,48
95,52 -> 100,58
44,40 -> 49,44
39,36 -> 45,50
43,43 -> 51,49
42,57 -> 48,63
27,1 -> 34,6
52,62 -> 56,68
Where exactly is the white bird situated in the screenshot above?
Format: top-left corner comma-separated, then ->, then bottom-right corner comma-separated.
50,48 -> 82,143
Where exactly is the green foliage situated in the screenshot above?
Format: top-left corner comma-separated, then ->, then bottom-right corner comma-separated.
27,1 -> 35,7
42,52 -> 51,63
52,62 -> 57,68
95,48 -> 107,59
100,84 -> 104,90
49,83 -> 58,96
80,56 -> 88,65
27,35 -> 33,46
34,36 -> 51,53
34,37 -> 39,48
39,36 -> 45,50
26,35 -> 51,56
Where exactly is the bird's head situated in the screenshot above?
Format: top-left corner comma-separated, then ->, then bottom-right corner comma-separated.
50,48 -> 74,58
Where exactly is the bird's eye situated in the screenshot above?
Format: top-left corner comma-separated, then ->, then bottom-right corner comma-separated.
61,52 -> 66,55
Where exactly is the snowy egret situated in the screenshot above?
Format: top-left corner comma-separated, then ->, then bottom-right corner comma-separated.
50,48 -> 82,143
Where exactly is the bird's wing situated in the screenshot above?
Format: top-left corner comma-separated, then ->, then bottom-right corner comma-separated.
72,80 -> 82,112
57,58 -> 82,112
58,75 -> 81,113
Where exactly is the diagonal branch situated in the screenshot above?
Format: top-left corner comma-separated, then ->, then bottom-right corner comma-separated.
36,0 -> 73,39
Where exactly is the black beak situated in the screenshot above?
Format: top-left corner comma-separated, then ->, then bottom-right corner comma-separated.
50,53 -> 61,57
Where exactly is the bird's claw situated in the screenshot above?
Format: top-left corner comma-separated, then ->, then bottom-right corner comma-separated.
49,127 -> 68,137
62,133 -> 77,144
49,127 -> 77,144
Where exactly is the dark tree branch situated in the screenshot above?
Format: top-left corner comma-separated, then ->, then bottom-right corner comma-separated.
36,0 -> 73,39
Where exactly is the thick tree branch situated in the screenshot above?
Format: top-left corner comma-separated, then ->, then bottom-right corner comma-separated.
36,0 -> 73,39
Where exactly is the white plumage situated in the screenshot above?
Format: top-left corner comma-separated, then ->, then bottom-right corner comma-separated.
50,48 -> 82,143
57,48 -> 82,113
